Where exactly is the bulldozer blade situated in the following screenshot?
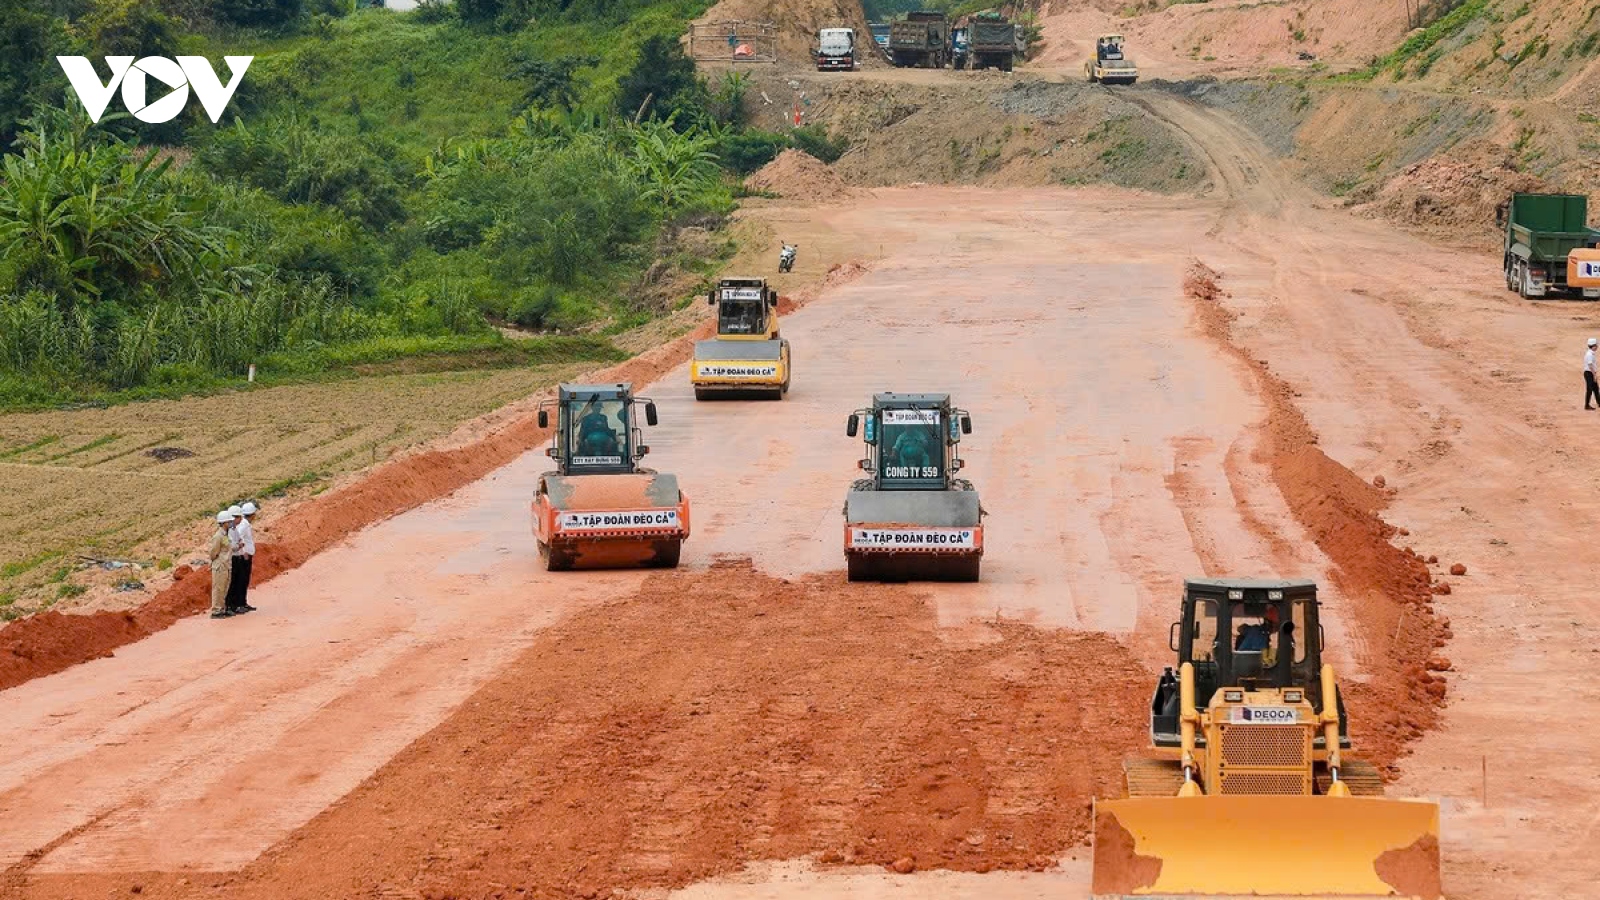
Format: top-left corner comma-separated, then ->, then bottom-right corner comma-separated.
1092,795 -> 1440,899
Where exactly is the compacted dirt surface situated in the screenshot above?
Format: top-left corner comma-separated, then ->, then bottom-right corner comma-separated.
3,88 -> 1599,900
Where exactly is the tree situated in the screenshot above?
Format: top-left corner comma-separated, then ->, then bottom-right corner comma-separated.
615,35 -> 704,123
217,0 -> 305,28
0,0 -> 68,150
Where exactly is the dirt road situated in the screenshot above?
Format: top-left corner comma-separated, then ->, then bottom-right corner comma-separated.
3,87 -> 1598,899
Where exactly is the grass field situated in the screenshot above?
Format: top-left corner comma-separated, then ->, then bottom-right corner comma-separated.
0,359 -> 610,615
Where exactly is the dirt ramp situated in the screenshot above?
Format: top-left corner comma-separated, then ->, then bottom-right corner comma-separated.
12,560 -> 1151,898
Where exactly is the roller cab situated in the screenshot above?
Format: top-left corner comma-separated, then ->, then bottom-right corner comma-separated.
531,383 -> 689,570
841,393 -> 983,582
691,277 -> 790,400
1092,579 -> 1441,899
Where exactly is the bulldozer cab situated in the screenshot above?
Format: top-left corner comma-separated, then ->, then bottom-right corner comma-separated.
1153,578 -> 1348,749
846,393 -> 972,491
536,383 -> 658,476
707,278 -> 778,340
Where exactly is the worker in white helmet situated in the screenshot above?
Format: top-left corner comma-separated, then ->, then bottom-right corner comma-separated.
224,504 -> 255,614
1585,338 -> 1598,410
233,501 -> 260,613
209,510 -> 236,619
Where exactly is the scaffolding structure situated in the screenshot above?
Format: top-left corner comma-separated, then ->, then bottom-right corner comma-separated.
688,21 -> 779,64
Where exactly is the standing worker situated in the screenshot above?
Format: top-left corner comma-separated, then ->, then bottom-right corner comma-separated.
209,510 -> 236,619
228,502 -> 259,614
1586,338 -> 1598,410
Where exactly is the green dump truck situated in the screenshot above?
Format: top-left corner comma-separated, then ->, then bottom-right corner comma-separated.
1502,192 -> 1600,299
965,11 -> 1020,71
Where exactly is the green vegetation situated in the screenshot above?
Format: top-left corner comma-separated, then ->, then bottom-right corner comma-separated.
0,0 -> 816,409
1333,0 -> 1489,82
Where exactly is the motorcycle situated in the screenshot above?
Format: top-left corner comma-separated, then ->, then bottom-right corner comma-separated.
778,242 -> 797,273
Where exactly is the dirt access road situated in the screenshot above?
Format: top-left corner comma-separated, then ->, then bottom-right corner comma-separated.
3,90 -> 1599,899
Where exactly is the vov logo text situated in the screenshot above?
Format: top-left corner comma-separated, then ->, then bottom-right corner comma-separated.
57,56 -> 253,124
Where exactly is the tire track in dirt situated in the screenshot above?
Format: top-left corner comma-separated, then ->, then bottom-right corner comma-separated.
14,559 -> 1152,900
1182,261 -> 1445,770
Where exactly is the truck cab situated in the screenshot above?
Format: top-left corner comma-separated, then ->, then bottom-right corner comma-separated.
950,27 -> 970,69
816,27 -> 856,71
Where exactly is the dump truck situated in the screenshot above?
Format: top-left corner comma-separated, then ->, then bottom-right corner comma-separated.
1501,192 -> 1600,299
690,277 -> 790,400
1086,33 -> 1138,84
1092,578 -> 1441,899
869,22 -> 891,50
965,12 -> 1019,71
815,27 -> 856,71
842,393 -> 982,581
889,11 -> 948,68
530,383 -> 689,570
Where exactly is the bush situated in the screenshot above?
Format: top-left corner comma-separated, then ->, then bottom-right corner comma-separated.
217,0 -> 306,29
198,117 -> 408,232
616,35 -> 704,122
716,130 -> 790,174
790,125 -> 848,164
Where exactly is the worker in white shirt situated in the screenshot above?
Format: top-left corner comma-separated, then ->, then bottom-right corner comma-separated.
225,503 -> 257,614
1586,338 -> 1598,410
209,510 -> 236,619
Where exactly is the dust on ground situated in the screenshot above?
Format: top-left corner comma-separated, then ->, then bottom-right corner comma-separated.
10,559 -> 1151,900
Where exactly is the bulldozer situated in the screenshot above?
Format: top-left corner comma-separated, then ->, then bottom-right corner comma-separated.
1092,578 -> 1442,899
1086,33 -> 1139,85
690,277 -> 791,401
530,383 -> 690,570
842,393 -> 983,582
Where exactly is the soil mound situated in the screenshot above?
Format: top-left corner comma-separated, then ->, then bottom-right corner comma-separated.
52,560 -> 1148,899
746,148 -> 856,202
1362,150 -> 1549,240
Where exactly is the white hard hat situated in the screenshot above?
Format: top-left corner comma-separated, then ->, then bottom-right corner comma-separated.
1590,338 -> 1597,347
227,505 -> 244,518
217,510 -> 235,523
241,501 -> 258,515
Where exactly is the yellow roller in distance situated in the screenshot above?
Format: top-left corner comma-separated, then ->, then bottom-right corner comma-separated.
1093,795 -> 1441,899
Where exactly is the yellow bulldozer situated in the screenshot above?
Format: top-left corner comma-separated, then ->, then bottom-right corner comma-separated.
1093,578 -> 1441,899
690,277 -> 791,401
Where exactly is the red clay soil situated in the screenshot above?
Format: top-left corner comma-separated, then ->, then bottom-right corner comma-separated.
1090,812 -> 1163,896
1184,261 -> 1445,771
0,263 -> 870,694
11,559 -> 1151,899
1374,834 -> 1444,900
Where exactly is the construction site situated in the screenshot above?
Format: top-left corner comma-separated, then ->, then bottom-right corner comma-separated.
3,0 -> 1600,898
